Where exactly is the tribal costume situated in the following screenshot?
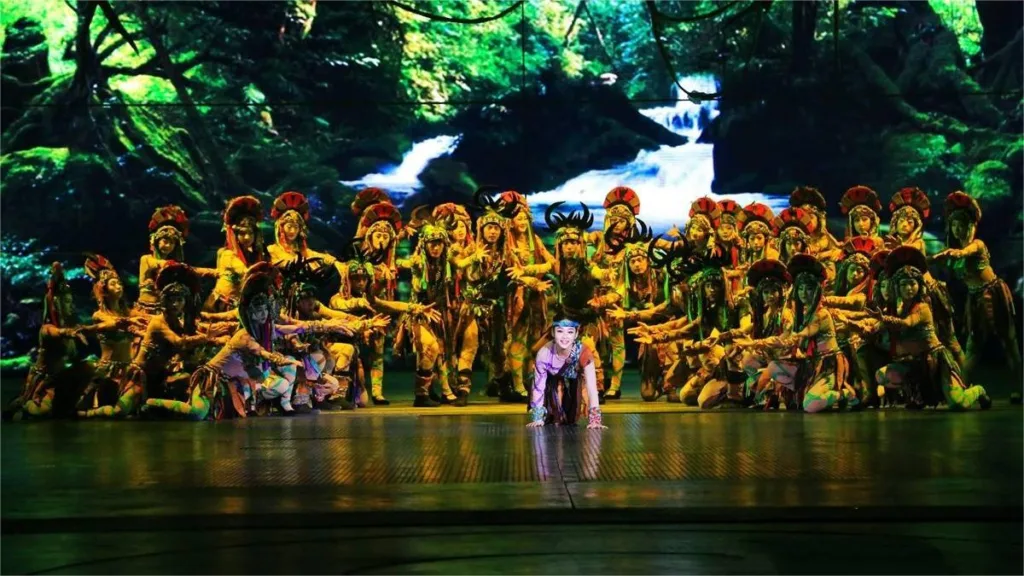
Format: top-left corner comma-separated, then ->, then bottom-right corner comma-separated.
731,260 -> 793,408
134,205 -> 217,317
790,186 -> 842,280
4,264 -> 96,420
406,221 -> 460,406
535,202 -> 612,398
887,187 -> 965,367
716,199 -> 745,293
205,196 -> 269,312
528,318 -> 605,428
83,263 -> 226,418
447,190 -> 514,402
499,190 -> 554,401
584,187 -> 642,399
840,186 -> 886,247
350,190 -> 404,403
825,237 -> 884,405
76,254 -> 146,414
278,258 -> 378,412
608,222 -> 668,401
874,247 -> 990,410
750,255 -> 855,412
933,192 -> 1021,400
774,207 -> 817,268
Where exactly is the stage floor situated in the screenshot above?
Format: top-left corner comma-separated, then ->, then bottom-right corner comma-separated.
2,383 -> 1022,574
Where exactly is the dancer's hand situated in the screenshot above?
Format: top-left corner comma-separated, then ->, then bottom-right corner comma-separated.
534,279 -> 553,293
635,333 -> 655,345
366,314 -> 391,330
607,306 -> 627,321
506,264 -> 524,280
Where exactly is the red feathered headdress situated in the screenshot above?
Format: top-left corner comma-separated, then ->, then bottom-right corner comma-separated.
271,191 -> 310,221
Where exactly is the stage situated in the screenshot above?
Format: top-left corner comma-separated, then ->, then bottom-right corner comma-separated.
2,378 -> 1022,574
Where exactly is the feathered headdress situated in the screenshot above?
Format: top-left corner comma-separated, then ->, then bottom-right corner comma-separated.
223,195 -> 265,266
737,202 -> 777,237
790,186 -> 827,213
841,185 -> 882,239
775,207 -> 817,239
889,187 -> 931,220
603,186 -> 640,231
279,255 -> 333,315
148,205 -> 188,260
944,191 -> 981,223
351,187 -> 392,218
155,261 -> 202,300
788,253 -> 826,285
717,199 -> 743,227
747,259 -> 791,289
271,191 -> 311,222
84,253 -> 120,307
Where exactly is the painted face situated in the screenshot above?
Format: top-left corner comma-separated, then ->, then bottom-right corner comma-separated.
703,279 -> 722,303
552,325 -> 578,351
895,215 -> 915,237
687,225 -> 708,244
451,221 -> 468,243
898,277 -> 920,302
350,274 -> 369,295
482,223 -> 502,244
282,220 -> 300,243
106,277 -> 124,298
59,292 -> 75,317
235,225 -> 256,249
370,229 -> 392,252
425,239 -> 445,260
950,216 -> 974,244
784,236 -> 804,257
747,232 -> 766,252
796,280 -> 817,306
513,211 -> 530,233
628,254 -> 649,275
560,238 -> 582,259
800,205 -> 820,232
156,237 -> 177,257
760,283 -> 783,307
166,293 -> 186,315
846,263 -> 867,286
297,295 -> 317,317
609,218 -> 628,235
718,222 -> 737,243
249,301 -> 270,325
854,214 -> 873,235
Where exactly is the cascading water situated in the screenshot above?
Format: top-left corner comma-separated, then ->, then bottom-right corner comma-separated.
342,75 -> 786,231
527,74 -> 787,231
340,135 -> 460,201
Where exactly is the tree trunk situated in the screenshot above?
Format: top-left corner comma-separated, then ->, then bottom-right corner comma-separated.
133,4 -> 239,204
790,0 -> 818,74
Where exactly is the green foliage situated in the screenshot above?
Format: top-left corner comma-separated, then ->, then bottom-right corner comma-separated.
928,0 -> 983,59
964,160 -> 1012,201
0,0 -> 76,74
0,355 -> 33,373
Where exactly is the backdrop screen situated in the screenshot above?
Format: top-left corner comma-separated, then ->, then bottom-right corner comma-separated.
1,0 -> 1021,361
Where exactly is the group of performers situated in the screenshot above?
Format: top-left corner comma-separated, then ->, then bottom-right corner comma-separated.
4,183 -> 1020,427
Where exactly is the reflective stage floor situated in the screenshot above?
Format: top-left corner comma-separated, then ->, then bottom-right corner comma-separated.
2,383 -> 1022,574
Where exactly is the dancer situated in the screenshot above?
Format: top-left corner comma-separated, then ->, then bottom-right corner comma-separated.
134,205 -> 216,316
76,254 -> 147,414
205,195 -> 269,311
527,315 -> 606,429
871,247 -> 991,410
740,255 -> 855,412
840,186 -> 886,247
500,190 -> 554,402
932,191 -> 1021,401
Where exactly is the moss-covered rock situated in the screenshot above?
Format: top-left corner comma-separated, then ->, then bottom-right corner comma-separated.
1,17 -> 50,133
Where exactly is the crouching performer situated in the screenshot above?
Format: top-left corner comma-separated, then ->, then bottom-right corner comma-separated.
527,315 -> 606,429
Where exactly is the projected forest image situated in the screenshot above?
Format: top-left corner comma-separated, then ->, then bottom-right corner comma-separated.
1,0 -> 1021,367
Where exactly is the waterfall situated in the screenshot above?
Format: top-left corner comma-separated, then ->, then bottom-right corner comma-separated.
528,74 -> 787,231
342,74 -> 786,231
340,135 -> 460,201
